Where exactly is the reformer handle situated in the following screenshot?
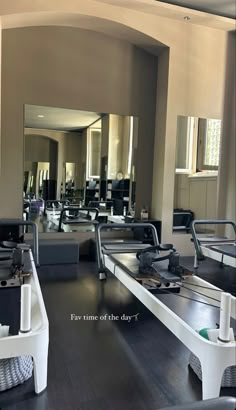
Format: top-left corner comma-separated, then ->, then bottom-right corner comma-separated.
190,219 -> 236,261
96,223 -> 160,275
0,219 -> 39,266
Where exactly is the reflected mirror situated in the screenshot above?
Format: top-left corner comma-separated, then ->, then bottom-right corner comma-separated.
173,115 -> 222,233
23,104 -> 138,233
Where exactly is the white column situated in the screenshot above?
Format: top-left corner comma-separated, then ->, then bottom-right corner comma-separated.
217,32 -> 236,228
0,25 -> 2,175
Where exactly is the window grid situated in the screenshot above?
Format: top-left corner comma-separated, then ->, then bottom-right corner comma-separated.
204,119 -> 221,167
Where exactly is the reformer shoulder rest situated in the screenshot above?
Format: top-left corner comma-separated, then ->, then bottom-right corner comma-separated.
136,243 -> 176,263
136,243 -> 187,279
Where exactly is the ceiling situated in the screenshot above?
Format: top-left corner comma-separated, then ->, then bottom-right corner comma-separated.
156,0 -> 236,19
25,105 -> 102,132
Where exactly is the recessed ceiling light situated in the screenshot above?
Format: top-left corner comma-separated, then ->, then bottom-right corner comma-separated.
37,114 -> 44,118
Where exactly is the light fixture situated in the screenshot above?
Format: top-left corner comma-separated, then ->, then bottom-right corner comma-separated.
37,114 -> 44,118
184,16 -> 191,21
128,116 -> 134,176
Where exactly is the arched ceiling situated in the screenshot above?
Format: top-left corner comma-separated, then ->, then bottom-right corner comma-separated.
0,8 -> 167,57
0,0 -> 234,53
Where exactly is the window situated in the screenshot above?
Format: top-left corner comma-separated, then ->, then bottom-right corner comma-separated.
204,119 -> 221,167
197,118 -> 221,171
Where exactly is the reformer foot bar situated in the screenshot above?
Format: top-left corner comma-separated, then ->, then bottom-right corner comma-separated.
191,220 -> 236,269
96,223 -> 236,400
0,219 -> 49,394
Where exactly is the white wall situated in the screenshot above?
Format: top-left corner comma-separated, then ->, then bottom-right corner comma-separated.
175,174 -> 217,220
152,48 -> 170,220
0,26 -> 157,218
151,24 -> 227,253
25,134 -> 53,163
217,32 -> 236,230
0,27 -> 2,170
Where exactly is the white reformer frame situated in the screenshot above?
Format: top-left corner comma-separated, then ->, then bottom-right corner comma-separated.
107,215 -> 125,223
96,223 -> 236,400
45,209 -> 61,219
46,210 -> 61,229
191,220 -> 236,269
0,220 -> 49,394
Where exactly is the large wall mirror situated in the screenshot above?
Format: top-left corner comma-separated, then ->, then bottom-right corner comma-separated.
173,115 -> 222,234
23,104 -> 138,233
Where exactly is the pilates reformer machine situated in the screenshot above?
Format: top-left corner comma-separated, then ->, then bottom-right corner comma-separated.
45,199 -> 72,230
43,204 -> 96,231
57,207 -> 99,232
88,201 -> 113,223
191,220 -> 236,269
44,199 -> 71,218
85,201 -> 126,223
96,223 -> 236,400
0,219 -> 49,394
173,210 -> 194,233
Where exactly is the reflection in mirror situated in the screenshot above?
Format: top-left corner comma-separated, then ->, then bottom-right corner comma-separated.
173,115 -> 222,234
65,162 -> 75,187
23,105 -> 138,233
175,116 -> 195,173
87,121 -> 102,180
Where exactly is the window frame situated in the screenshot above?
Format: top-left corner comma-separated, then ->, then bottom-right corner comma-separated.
175,116 -> 196,174
197,118 -> 221,171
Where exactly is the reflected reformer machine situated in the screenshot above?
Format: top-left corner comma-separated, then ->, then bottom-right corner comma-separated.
58,207 -> 99,232
96,223 -> 236,400
44,199 -> 70,217
46,205 -> 99,232
191,220 -> 236,269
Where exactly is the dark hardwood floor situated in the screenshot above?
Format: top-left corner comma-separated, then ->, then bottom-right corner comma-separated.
0,258 -> 235,410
